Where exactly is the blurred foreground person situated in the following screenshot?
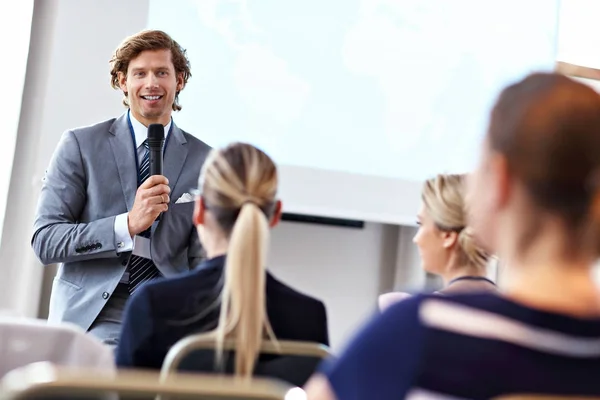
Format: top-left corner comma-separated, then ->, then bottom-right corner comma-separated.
306,73 -> 600,399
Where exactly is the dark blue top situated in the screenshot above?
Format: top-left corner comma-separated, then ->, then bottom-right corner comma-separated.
115,255 -> 329,369
321,293 -> 600,400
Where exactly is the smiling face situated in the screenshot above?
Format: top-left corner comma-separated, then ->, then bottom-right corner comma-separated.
118,49 -> 183,126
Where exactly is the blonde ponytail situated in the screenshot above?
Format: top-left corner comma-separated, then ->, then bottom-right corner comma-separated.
457,226 -> 488,269
197,143 -> 279,378
215,202 -> 275,376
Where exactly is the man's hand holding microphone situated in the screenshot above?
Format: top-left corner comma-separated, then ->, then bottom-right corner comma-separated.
127,123 -> 168,237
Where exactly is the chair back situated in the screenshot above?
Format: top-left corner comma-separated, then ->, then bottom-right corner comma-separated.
0,317 -> 114,378
162,336 -> 331,387
0,362 -> 300,400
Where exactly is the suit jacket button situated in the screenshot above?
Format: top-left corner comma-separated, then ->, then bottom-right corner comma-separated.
102,292 -> 109,300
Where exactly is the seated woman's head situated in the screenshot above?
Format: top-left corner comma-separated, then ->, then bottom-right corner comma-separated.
194,142 -> 282,253
468,72 -> 600,270
413,174 -> 489,285
192,142 -> 282,376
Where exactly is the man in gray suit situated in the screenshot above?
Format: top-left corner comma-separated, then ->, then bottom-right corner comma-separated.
32,30 -> 210,345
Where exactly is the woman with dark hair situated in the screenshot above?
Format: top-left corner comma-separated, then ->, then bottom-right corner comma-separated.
306,73 -> 600,399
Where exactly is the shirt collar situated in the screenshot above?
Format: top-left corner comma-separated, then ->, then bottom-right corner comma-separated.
129,111 -> 172,149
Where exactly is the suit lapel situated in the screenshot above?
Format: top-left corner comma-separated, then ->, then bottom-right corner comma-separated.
152,123 -> 189,236
163,123 -> 189,197
108,113 -> 137,211
108,115 -> 189,234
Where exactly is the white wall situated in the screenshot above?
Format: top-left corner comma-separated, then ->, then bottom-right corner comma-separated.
1,1 -> 33,251
269,222 -> 408,348
0,0 -> 150,317
557,0 -> 600,69
2,0 -> 426,351
573,76 -> 600,92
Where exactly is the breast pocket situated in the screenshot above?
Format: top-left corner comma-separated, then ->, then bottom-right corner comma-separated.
169,202 -> 195,237
169,202 -> 194,219
157,202 -> 195,247
154,202 -> 197,273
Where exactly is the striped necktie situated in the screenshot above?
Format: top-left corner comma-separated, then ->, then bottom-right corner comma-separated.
128,140 -> 162,294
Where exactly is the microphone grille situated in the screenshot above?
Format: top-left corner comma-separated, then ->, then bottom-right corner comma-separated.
147,124 -> 165,140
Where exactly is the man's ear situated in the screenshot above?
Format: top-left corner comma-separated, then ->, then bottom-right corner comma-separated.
442,230 -> 459,249
176,72 -> 185,92
269,200 -> 282,228
193,197 -> 205,226
118,71 -> 128,94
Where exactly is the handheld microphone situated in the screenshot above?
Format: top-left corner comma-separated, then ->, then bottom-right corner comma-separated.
147,124 -> 164,176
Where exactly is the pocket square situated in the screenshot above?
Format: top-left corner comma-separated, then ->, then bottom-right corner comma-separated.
175,193 -> 195,204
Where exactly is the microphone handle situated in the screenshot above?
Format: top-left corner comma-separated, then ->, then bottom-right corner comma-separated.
148,146 -> 164,220
149,147 -> 163,176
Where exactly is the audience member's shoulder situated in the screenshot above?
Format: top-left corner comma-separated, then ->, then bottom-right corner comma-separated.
381,292 -> 499,322
266,271 -> 324,306
129,271 -> 213,320
378,292 -> 507,334
382,293 -> 431,316
143,263 -> 221,300
354,294 -> 432,340
378,291 -> 413,312
431,291 -> 505,311
137,274 -> 189,298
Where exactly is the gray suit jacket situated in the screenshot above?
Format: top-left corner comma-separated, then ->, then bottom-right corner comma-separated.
32,113 -> 211,332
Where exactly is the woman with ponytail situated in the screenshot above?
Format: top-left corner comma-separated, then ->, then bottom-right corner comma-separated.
116,142 -> 329,372
379,174 -> 495,310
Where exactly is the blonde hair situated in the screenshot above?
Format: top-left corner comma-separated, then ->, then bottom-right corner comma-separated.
421,174 -> 489,269
198,142 -> 278,377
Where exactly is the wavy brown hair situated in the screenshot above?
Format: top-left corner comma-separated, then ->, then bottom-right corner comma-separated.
109,30 -> 191,111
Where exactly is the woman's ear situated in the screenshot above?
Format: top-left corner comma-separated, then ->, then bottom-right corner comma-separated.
193,196 -> 206,226
442,230 -> 459,249
270,200 -> 282,228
